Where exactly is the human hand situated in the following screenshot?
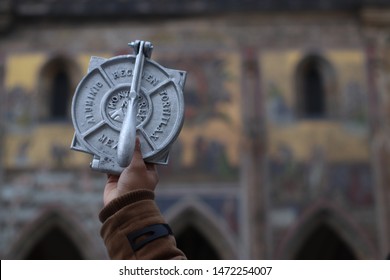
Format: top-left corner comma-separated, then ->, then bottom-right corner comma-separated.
103,137 -> 159,206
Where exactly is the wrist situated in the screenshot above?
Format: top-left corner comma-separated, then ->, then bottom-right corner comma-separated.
99,189 -> 155,223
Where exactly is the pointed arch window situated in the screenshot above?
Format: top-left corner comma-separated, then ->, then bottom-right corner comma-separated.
39,57 -> 80,121
50,69 -> 71,119
296,55 -> 337,119
303,61 -> 325,117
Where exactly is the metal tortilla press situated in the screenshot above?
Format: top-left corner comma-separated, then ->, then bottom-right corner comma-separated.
70,40 -> 186,174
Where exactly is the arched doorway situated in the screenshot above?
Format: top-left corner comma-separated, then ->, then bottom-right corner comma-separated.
166,199 -> 237,259
277,203 -> 376,259
176,225 -> 220,260
6,209 -> 96,260
294,223 -> 356,259
25,225 -> 83,260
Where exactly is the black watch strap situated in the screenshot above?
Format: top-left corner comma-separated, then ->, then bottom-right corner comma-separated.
127,223 -> 173,251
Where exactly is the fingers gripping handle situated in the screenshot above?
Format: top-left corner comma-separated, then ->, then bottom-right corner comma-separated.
117,41 -> 152,167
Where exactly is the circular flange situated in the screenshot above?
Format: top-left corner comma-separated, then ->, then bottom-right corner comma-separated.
71,55 -> 185,172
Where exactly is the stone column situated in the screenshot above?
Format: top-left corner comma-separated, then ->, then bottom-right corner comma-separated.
240,47 -> 269,259
362,7 -> 390,258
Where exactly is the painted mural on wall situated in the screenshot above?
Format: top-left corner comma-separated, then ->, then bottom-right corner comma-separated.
341,81 -> 368,132
3,86 -> 34,131
157,53 -> 241,182
2,53 -> 90,170
2,83 -> 73,167
2,86 -> 35,167
269,143 -> 373,209
266,82 -> 294,124
264,49 -> 373,211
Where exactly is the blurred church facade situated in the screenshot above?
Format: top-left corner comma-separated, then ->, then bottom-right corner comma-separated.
1,0 -> 390,259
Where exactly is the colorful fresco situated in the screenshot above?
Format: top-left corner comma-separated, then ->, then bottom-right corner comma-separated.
266,82 -> 294,124
157,53 -> 241,182
263,49 -> 373,208
341,81 -> 368,131
3,86 -> 34,131
269,148 -> 373,208
2,53 -> 100,169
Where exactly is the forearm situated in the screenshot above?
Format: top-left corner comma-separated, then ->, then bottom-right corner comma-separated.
99,190 -> 186,260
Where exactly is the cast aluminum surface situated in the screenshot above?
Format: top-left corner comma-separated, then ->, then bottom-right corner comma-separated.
70,41 -> 186,174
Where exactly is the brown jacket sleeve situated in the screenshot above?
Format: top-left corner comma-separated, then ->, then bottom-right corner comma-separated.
99,190 -> 186,260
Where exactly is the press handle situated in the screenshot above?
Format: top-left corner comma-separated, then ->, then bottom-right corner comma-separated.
117,40 -> 153,167
117,95 -> 138,167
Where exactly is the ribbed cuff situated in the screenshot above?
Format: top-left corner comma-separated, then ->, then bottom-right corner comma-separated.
99,190 -> 155,223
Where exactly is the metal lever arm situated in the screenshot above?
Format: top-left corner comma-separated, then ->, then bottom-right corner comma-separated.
117,40 -> 150,167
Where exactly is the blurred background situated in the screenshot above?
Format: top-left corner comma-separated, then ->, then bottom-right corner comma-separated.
1,0 -> 390,260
